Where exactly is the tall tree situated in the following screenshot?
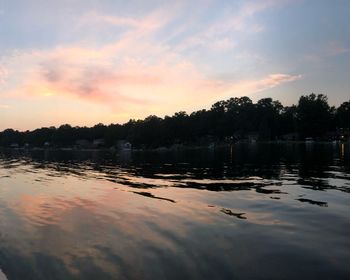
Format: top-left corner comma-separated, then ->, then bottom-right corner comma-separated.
256,98 -> 283,140
336,100 -> 350,128
297,93 -> 331,138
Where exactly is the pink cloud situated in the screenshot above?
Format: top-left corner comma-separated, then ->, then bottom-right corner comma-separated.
305,41 -> 350,62
176,0 -> 286,51
0,66 -> 8,85
2,41 -> 301,120
81,12 -> 165,31
327,41 -> 350,56
0,2 -> 301,127
252,73 -> 302,90
196,73 -> 302,105
77,8 -> 174,38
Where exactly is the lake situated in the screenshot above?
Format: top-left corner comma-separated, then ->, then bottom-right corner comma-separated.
0,143 -> 349,280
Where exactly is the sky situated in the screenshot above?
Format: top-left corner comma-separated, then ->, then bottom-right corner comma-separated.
0,0 -> 349,131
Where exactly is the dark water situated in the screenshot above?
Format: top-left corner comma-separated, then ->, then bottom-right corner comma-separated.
0,143 -> 349,280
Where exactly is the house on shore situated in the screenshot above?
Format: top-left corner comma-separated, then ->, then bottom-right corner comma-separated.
75,139 -> 91,149
93,139 -> 105,148
10,143 -> 19,148
116,140 -> 132,151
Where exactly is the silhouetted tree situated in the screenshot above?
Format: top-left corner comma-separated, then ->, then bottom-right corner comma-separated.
297,94 -> 332,138
256,98 -> 283,140
336,100 -> 350,128
280,105 -> 297,136
0,93 -> 347,148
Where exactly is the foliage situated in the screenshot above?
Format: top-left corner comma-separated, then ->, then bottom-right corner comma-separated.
0,94 -> 349,148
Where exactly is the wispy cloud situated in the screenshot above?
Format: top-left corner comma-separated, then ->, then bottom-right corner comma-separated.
0,66 -> 8,85
0,0 -> 301,127
326,41 -> 350,56
305,41 -> 350,62
175,0 -> 283,52
212,73 -> 302,101
79,11 -> 167,31
4,42 -> 301,116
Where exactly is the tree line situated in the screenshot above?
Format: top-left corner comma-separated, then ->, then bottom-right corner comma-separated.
1,93 -> 349,148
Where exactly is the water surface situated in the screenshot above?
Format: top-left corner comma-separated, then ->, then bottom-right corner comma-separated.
0,143 -> 349,279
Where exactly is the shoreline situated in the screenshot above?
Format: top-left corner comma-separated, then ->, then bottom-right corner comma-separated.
1,140 -> 348,154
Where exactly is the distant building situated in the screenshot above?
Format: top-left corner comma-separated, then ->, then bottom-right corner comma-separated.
93,139 -> 105,148
337,128 -> 350,142
224,136 -> 237,144
75,139 -> 91,148
305,137 -> 314,143
281,132 -> 298,141
198,135 -> 217,146
10,143 -> 19,148
247,133 -> 258,143
116,140 -> 132,150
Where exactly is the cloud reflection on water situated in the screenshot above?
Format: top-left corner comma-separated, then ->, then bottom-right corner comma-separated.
0,143 -> 349,279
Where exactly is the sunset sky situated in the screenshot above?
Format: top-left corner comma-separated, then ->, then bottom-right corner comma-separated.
0,0 -> 349,131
